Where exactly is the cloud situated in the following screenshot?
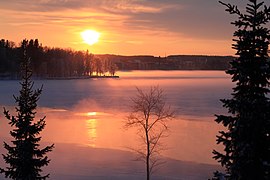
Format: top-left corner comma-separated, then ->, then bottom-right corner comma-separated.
0,0 -> 167,13
1,0 -> 269,55
0,0 -> 167,31
120,1 -> 232,40
116,0 -> 269,40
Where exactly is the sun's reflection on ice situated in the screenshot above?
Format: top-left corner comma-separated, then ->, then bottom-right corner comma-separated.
86,118 -> 97,147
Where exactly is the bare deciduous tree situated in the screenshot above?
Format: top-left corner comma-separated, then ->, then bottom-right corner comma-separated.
125,86 -> 174,180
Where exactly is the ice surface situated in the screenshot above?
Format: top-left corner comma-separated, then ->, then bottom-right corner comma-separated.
0,70 -> 230,179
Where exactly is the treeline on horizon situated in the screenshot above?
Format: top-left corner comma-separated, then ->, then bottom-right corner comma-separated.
0,38 -> 233,79
101,54 -> 233,70
0,39 -> 118,78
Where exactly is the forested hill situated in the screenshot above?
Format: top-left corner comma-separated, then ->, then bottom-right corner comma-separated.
0,38 -> 233,79
96,54 -> 233,70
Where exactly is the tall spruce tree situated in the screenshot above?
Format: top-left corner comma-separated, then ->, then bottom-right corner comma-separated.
0,42 -> 54,179
213,0 -> 270,179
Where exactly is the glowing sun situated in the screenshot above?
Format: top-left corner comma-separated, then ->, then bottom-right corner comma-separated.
81,30 -> 100,45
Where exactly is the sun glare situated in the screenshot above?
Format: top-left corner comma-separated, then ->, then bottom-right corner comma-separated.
81,30 -> 100,45
87,112 -> 97,116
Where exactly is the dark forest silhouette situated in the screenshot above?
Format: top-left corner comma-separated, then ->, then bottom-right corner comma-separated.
0,39 -> 118,78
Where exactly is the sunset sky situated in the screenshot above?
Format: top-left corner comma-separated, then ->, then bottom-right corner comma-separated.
1,0 -> 269,56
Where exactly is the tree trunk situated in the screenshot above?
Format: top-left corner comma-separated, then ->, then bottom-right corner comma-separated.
146,129 -> 150,180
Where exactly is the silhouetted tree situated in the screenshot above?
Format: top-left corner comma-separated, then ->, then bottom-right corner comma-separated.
125,86 -> 174,180
0,39 -> 17,74
84,50 -> 94,76
108,60 -> 118,76
27,39 -> 44,76
74,51 -> 85,76
0,46 -> 54,179
0,39 -> 9,73
95,57 -> 103,76
213,1 -> 270,179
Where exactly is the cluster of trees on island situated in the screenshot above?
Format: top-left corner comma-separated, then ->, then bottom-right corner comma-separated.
0,39 -> 118,78
0,0 -> 270,180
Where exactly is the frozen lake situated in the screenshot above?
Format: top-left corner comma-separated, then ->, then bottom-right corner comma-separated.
0,70 -> 232,179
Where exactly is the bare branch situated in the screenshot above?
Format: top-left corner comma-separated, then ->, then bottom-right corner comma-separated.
124,86 -> 175,180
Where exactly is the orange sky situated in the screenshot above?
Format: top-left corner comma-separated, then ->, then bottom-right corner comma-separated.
1,0 -> 268,56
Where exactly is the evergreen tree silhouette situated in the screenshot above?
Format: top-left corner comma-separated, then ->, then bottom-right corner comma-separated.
0,42 -> 54,179
213,1 -> 270,179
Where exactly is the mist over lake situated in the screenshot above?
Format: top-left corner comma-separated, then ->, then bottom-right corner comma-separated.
0,70 -> 232,179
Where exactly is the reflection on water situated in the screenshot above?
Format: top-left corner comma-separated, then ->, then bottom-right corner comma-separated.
86,119 -> 97,147
0,71 -> 233,165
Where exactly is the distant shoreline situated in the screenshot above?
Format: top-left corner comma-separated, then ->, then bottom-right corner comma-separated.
0,75 -> 120,80
46,75 -> 120,80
